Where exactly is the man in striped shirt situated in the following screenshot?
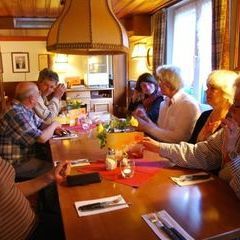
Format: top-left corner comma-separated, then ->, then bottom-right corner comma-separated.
142,76 -> 240,200
0,157 -> 67,240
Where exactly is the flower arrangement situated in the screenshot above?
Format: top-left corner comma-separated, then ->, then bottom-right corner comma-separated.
66,99 -> 83,110
96,116 -> 139,148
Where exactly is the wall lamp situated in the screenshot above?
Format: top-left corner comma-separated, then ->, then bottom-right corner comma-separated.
131,42 -> 153,70
131,43 -> 147,58
55,54 -> 68,63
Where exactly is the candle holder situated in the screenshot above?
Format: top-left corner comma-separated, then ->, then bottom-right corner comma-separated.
120,158 -> 135,178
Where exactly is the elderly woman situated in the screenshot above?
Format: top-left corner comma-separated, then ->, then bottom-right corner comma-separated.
189,70 -> 238,143
128,73 -> 163,123
136,65 -> 200,143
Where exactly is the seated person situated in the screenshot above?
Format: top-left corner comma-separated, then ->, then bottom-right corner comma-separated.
0,82 -> 62,179
189,70 -> 238,143
136,65 -> 200,143
128,73 -> 163,123
0,157 -> 67,240
34,68 -> 66,124
141,76 -> 240,200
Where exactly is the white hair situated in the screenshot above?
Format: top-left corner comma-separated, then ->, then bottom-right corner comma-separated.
207,70 -> 238,104
156,65 -> 183,91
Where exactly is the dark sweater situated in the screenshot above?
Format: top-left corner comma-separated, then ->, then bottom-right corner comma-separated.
189,110 -> 213,144
128,95 -> 163,123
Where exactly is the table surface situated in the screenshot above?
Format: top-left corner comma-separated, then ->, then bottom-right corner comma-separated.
50,133 -> 240,240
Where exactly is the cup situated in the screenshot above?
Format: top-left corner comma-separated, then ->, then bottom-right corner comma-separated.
120,158 -> 135,178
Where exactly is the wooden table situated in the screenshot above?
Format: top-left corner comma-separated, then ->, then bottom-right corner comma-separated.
50,133 -> 240,240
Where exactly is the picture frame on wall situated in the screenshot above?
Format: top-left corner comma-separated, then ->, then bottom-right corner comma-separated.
11,52 -> 30,73
38,54 -> 49,71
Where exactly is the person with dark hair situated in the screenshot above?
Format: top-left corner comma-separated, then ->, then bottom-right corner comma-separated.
128,73 -> 163,123
136,65 -> 200,143
34,68 -> 66,124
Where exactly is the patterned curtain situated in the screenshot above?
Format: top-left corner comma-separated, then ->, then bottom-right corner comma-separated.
152,9 -> 167,76
212,0 -> 230,69
0,48 -> 6,116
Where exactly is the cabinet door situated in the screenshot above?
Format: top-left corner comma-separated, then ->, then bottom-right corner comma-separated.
90,99 -> 113,113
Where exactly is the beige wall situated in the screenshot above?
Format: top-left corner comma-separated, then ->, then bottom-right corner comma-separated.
0,41 -> 47,82
0,40 -> 88,83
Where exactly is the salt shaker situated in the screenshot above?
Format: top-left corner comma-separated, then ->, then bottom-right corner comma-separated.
105,148 -> 117,170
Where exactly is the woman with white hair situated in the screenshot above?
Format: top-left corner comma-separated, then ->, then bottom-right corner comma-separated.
189,70 -> 238,143
136,65 -> 200,143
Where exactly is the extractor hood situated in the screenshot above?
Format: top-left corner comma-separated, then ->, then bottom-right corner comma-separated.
47,0 -> 129,55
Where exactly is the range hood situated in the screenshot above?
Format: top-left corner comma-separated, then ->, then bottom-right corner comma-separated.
47,0 -> 129,55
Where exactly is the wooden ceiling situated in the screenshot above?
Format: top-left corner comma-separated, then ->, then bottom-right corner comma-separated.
0,0 -> 173,19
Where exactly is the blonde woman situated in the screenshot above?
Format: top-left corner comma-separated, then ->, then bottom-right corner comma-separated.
189,70 -> 238,143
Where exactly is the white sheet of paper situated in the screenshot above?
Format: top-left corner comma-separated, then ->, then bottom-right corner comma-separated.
142,210 -> 195,240
170,172 -> 214,186
52,133 -> 78,140
75,194 -> 129,217
70,159 -> 90,167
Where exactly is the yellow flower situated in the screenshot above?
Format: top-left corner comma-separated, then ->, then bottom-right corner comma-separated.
97,123 -> 104,134
129,116 -> 138,127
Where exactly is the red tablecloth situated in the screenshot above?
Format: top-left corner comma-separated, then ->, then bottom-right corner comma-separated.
76,159 -> 169,188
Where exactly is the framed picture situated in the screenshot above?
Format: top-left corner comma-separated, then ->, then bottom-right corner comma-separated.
234,1 -> 240,70
11,52 -> 30,73
38,54 -> 49,71
0,52 -> 3,73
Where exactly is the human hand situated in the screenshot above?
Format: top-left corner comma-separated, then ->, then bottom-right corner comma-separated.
222,118 -> 240,154
53,83 -> 66,99
54,127 -> 71,136
134,107 -> 148,119
55,161 -> 69,184
141,137 -> 160,153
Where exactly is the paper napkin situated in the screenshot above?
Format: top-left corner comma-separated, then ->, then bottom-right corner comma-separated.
170,172 -> 214,186
52,133 -> 79,140
142,210 -> 195,240
75,194 -> 129,217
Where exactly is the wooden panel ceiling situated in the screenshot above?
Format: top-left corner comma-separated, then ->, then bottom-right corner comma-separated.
0,0 -> 173,19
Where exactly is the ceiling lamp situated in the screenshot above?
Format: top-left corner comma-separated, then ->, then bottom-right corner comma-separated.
47,0 -> 129,55
131,43 -> 147,58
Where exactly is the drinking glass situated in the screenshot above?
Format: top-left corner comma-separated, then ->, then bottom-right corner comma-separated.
120,158 -> 135,178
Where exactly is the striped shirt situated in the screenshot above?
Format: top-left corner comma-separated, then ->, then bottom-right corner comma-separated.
0,157 -> 35,240
0,102 -> 43,165
159,129 -> 240,199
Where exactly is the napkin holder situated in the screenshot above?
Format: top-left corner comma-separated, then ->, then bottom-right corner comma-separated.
67,172 -> 102,186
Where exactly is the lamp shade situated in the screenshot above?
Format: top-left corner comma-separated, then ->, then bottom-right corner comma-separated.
47,0 -> 129,55
131,43 -> 147,58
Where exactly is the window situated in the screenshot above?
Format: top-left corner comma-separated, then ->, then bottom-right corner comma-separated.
167,0 -> 212,102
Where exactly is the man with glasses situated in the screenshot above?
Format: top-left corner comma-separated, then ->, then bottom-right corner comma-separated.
0,82 -> 62,179
136,65 -> 200,143
142,76 -> 240,199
